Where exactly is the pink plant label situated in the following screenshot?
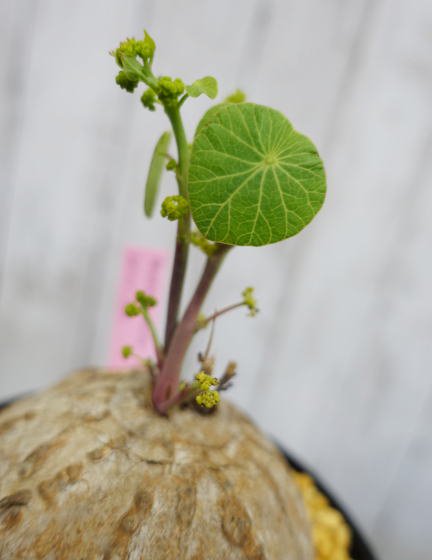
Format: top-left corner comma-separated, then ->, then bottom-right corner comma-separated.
109,246 -> 169,369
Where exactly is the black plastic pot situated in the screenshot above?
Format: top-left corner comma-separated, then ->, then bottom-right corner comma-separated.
0,397 -> 376,559
279,446 -> 377,560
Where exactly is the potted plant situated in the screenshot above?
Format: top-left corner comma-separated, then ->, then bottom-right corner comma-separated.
0,30 -> 358,559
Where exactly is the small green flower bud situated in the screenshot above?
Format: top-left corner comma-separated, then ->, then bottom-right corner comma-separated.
161,195 -> 189,221
196,313 -> 208,330
166,158 -> 177,171
141,88 -> 157,110
121,345 -> 133,359
124,303 -> 140,317
140,30 -> 156,62
115,70 -> 139,93
225,89 -> 246,103
242,287 -> 258,316
136,290 -> 157,308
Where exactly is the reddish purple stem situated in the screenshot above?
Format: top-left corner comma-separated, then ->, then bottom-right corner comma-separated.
152,245 -> 231,413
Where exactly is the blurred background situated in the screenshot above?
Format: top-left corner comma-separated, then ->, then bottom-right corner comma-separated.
1,0 -> 431,558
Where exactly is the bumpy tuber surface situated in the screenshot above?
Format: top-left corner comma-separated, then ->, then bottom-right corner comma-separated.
0,369 -> 313,559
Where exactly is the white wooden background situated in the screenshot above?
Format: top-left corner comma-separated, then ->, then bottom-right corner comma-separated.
1,1 -> 431,558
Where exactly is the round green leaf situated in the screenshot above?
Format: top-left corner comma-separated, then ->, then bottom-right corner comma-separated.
194,93 -> 247,137
195,103 -> 225,136
188,103 -> 326,246
144,131 -> 171,217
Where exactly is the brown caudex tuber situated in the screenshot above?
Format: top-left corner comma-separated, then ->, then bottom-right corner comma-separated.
0,370 -> 313,559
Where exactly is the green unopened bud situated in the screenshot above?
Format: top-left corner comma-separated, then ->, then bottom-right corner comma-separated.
166,158 -> 176,171
121,345 -> 133,358
124,303 -> 140,317
225,89 -> 246,103
136,290 -> 157,308
242,287 -> 258,316
141,88 -> 157,110
158,76 -> 185,100
196,313 -> 208,330
113,31 -> 156,68
115,70 -> 139,93
161,195 -> 189,221
140,30 -> 156,62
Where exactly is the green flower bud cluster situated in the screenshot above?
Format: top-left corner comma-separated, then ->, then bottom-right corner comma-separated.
193,372 -> 220,409
112,31 -> 190,114
112,31 -> 156,95
116,71 -> 139,93
141,88 -> 157,111
136,290 -> 157,308
161,195 -> 189,221
157,76 -> 185,104
122,290 -> 161,365
242,287 -> 258,316
124,290 -> 157,317
190,231 -> 218,256
113,31 -> 155,68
